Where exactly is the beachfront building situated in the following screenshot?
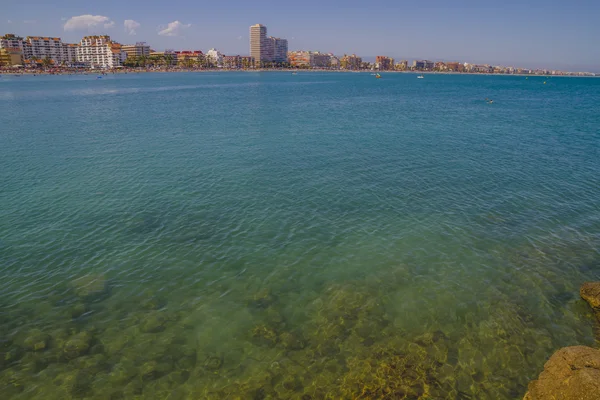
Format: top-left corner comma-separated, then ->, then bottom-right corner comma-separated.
288,51 -> 312,68
445,62 -> 463,72
250,24 -> 288,66
0,47 -> 23,66
269,37 -> 288,64
206,48 -> 224,66
24,37 -> 63,62
175,50 -> 203,67
122,42 -> 150,59
250,24 -> 270,65
375,56 -> 394,71
76,36 -> 127,68
288,51 -> 334,68
0,34 -> 25,52
412,60 -> 435,71
340,54 -> 362,70
395,60 -> 408,70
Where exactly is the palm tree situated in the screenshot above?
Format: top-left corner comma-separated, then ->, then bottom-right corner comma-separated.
184,58 -> 196,70
164,54 -> 174,70
41,56 -> 52,70
138,55 -> 148,68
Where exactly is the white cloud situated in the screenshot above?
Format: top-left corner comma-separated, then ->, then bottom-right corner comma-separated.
61,17 -> 68,21
63,15 -> 115,31
237,36 -> 243,40
124,19 -> 140,35
158,21 -> 191,37
7,20 -> 12,24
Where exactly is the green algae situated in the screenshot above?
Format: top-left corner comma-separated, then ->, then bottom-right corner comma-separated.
0,238 -> 598,400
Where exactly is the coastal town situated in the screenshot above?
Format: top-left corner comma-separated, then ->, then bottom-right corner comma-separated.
0,24 -> 596,76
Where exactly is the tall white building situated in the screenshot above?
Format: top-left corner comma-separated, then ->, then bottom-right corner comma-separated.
250,24 -> 270,65
77,35 -> 127,68
249,24 -> 289,66
206,48 -> 223,66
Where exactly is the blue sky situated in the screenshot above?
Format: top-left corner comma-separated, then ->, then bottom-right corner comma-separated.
2,0 -> 599,71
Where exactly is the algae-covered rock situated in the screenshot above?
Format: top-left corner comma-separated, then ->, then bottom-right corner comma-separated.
251,324 -> 279,347
279,331 -> 306,351
63,331 -> 92,360
141,311 -> 171,333
54,370 -> 93,398
523,346 -> 600,400
0,342 -> 23,370
23,329 -> 51,352
581,282 -> 600,311
0,368 -> 27,397
107,360 -> 138,386
140,360 -> 170,381
203,354 -> 223,372
70,274 -> 108,300
248,288 -> 276,309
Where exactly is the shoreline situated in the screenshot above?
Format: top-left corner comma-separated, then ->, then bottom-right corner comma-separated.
0,68 -> 596,78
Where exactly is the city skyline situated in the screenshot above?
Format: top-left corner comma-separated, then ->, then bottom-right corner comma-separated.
1,0 -> 599,72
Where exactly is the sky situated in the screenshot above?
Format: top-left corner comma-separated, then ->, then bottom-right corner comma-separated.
1,0 -> 599,71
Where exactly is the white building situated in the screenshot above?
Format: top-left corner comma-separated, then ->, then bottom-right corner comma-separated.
0,34 -> 25,52
77,35 -> 127,68
24,37 -> 64,62
1,34 -> 78,64
206,48 -> 223,66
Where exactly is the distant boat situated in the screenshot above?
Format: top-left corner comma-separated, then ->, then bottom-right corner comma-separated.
417,75 -> 424,79
375,73 -> 381,79
292,72 -> 297,75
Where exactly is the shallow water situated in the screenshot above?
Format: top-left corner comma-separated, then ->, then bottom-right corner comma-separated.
0,72 -> 599,399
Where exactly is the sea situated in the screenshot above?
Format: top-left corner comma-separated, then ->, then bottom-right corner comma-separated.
0,71 -> 599,399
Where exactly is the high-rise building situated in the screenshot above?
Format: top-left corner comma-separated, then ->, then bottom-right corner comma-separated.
77,35 -> 127,68
250,24 -> 270,65
270,37 -> 288,64
250,24 -> 288,66
122,42 -> 150,59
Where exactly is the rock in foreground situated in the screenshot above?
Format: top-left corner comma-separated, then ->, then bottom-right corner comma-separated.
523,346 -> 600,400
581,282 -> 600,311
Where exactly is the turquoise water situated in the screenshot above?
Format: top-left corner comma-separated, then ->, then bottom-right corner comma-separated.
0,72 -> 599,399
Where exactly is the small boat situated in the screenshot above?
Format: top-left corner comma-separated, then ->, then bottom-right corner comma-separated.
417,75 -> 424,79
375,73 -> 381,79
292,72 -> 297,75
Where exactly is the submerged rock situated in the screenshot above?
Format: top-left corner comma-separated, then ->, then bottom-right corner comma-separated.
523,346 -> 600,400
581,282 -> 600,311
23,329 -> 51,352
63,331 -> 92,360
70,274 -> 108,300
